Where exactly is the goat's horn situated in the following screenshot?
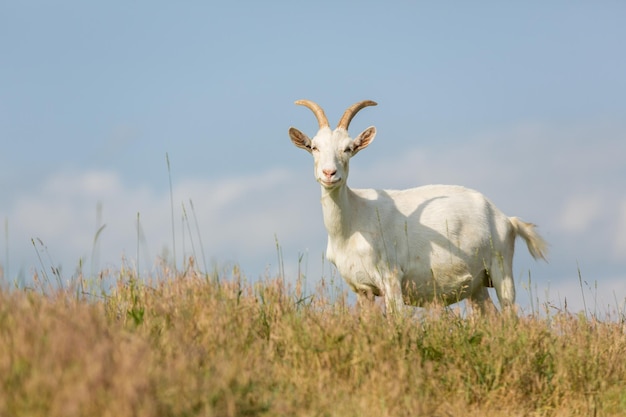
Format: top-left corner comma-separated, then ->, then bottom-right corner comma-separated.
295,99 -> 330,129
336,100 -> 377,130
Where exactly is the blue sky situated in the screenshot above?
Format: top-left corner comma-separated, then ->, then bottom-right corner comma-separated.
1,2 -> 625,313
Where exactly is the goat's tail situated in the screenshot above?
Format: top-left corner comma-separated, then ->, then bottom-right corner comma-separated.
509,217 -> 549,261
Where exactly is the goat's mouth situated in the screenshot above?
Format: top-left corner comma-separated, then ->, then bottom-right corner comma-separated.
319,178 -> 341,188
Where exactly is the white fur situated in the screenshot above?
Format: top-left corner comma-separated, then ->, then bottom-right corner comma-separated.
289,102 -> 547,313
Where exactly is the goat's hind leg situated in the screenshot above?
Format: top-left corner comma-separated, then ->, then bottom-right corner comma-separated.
488,254 -> 516,310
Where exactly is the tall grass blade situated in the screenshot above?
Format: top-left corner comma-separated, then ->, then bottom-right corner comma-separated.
166,152 -> 177,270
181,202 -> 198,271
577,262 -> 588,319
528,270 -> 535,316
275,234 -> 285,285
31,237 -> 55,291
90,202 -> 106,279
189,199 -> 209,277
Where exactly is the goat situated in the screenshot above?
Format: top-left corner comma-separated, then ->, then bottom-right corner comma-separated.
288,99 -> 548,314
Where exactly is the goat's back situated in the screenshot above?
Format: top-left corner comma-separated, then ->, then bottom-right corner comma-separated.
349,184 -> 513,267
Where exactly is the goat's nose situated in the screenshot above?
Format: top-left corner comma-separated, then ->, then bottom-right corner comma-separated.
322,169 -> 337,178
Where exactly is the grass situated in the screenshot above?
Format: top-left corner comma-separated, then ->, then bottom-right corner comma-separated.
1,264 -> 626,417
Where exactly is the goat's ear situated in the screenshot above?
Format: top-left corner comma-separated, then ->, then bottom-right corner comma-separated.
289,127 -> 312,153
352,126 -> 376,154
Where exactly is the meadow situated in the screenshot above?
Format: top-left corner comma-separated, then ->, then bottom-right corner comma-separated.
1,262 -> 625,417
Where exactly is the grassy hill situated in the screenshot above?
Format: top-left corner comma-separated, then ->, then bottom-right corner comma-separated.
1,266 -> 625,416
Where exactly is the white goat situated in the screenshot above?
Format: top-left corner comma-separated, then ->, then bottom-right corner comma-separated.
289,99 -> 548,314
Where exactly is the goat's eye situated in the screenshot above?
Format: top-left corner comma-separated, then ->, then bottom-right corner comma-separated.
343,146 -> 352,153
311,145 -> 318,152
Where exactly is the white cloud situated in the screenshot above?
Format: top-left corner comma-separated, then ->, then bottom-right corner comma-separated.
557,194 -> 604,234
6,171 -> 156,275
2,169 -> 323,281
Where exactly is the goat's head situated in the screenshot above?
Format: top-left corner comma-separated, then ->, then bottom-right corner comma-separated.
289,100 -> 377,190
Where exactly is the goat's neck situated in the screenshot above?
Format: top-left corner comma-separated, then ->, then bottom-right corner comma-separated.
320,184 -> 354,239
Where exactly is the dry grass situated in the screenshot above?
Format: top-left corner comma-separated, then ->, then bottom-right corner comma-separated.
1,265 -> 626,417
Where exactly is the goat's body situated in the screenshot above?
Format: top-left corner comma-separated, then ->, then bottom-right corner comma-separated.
289,99 -> 547,313
323,183 -> 543,311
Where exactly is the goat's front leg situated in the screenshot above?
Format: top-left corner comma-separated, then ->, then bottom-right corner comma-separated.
356,287 -> 378,317
468,286 -> 497,315
382,272 -> 405,317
